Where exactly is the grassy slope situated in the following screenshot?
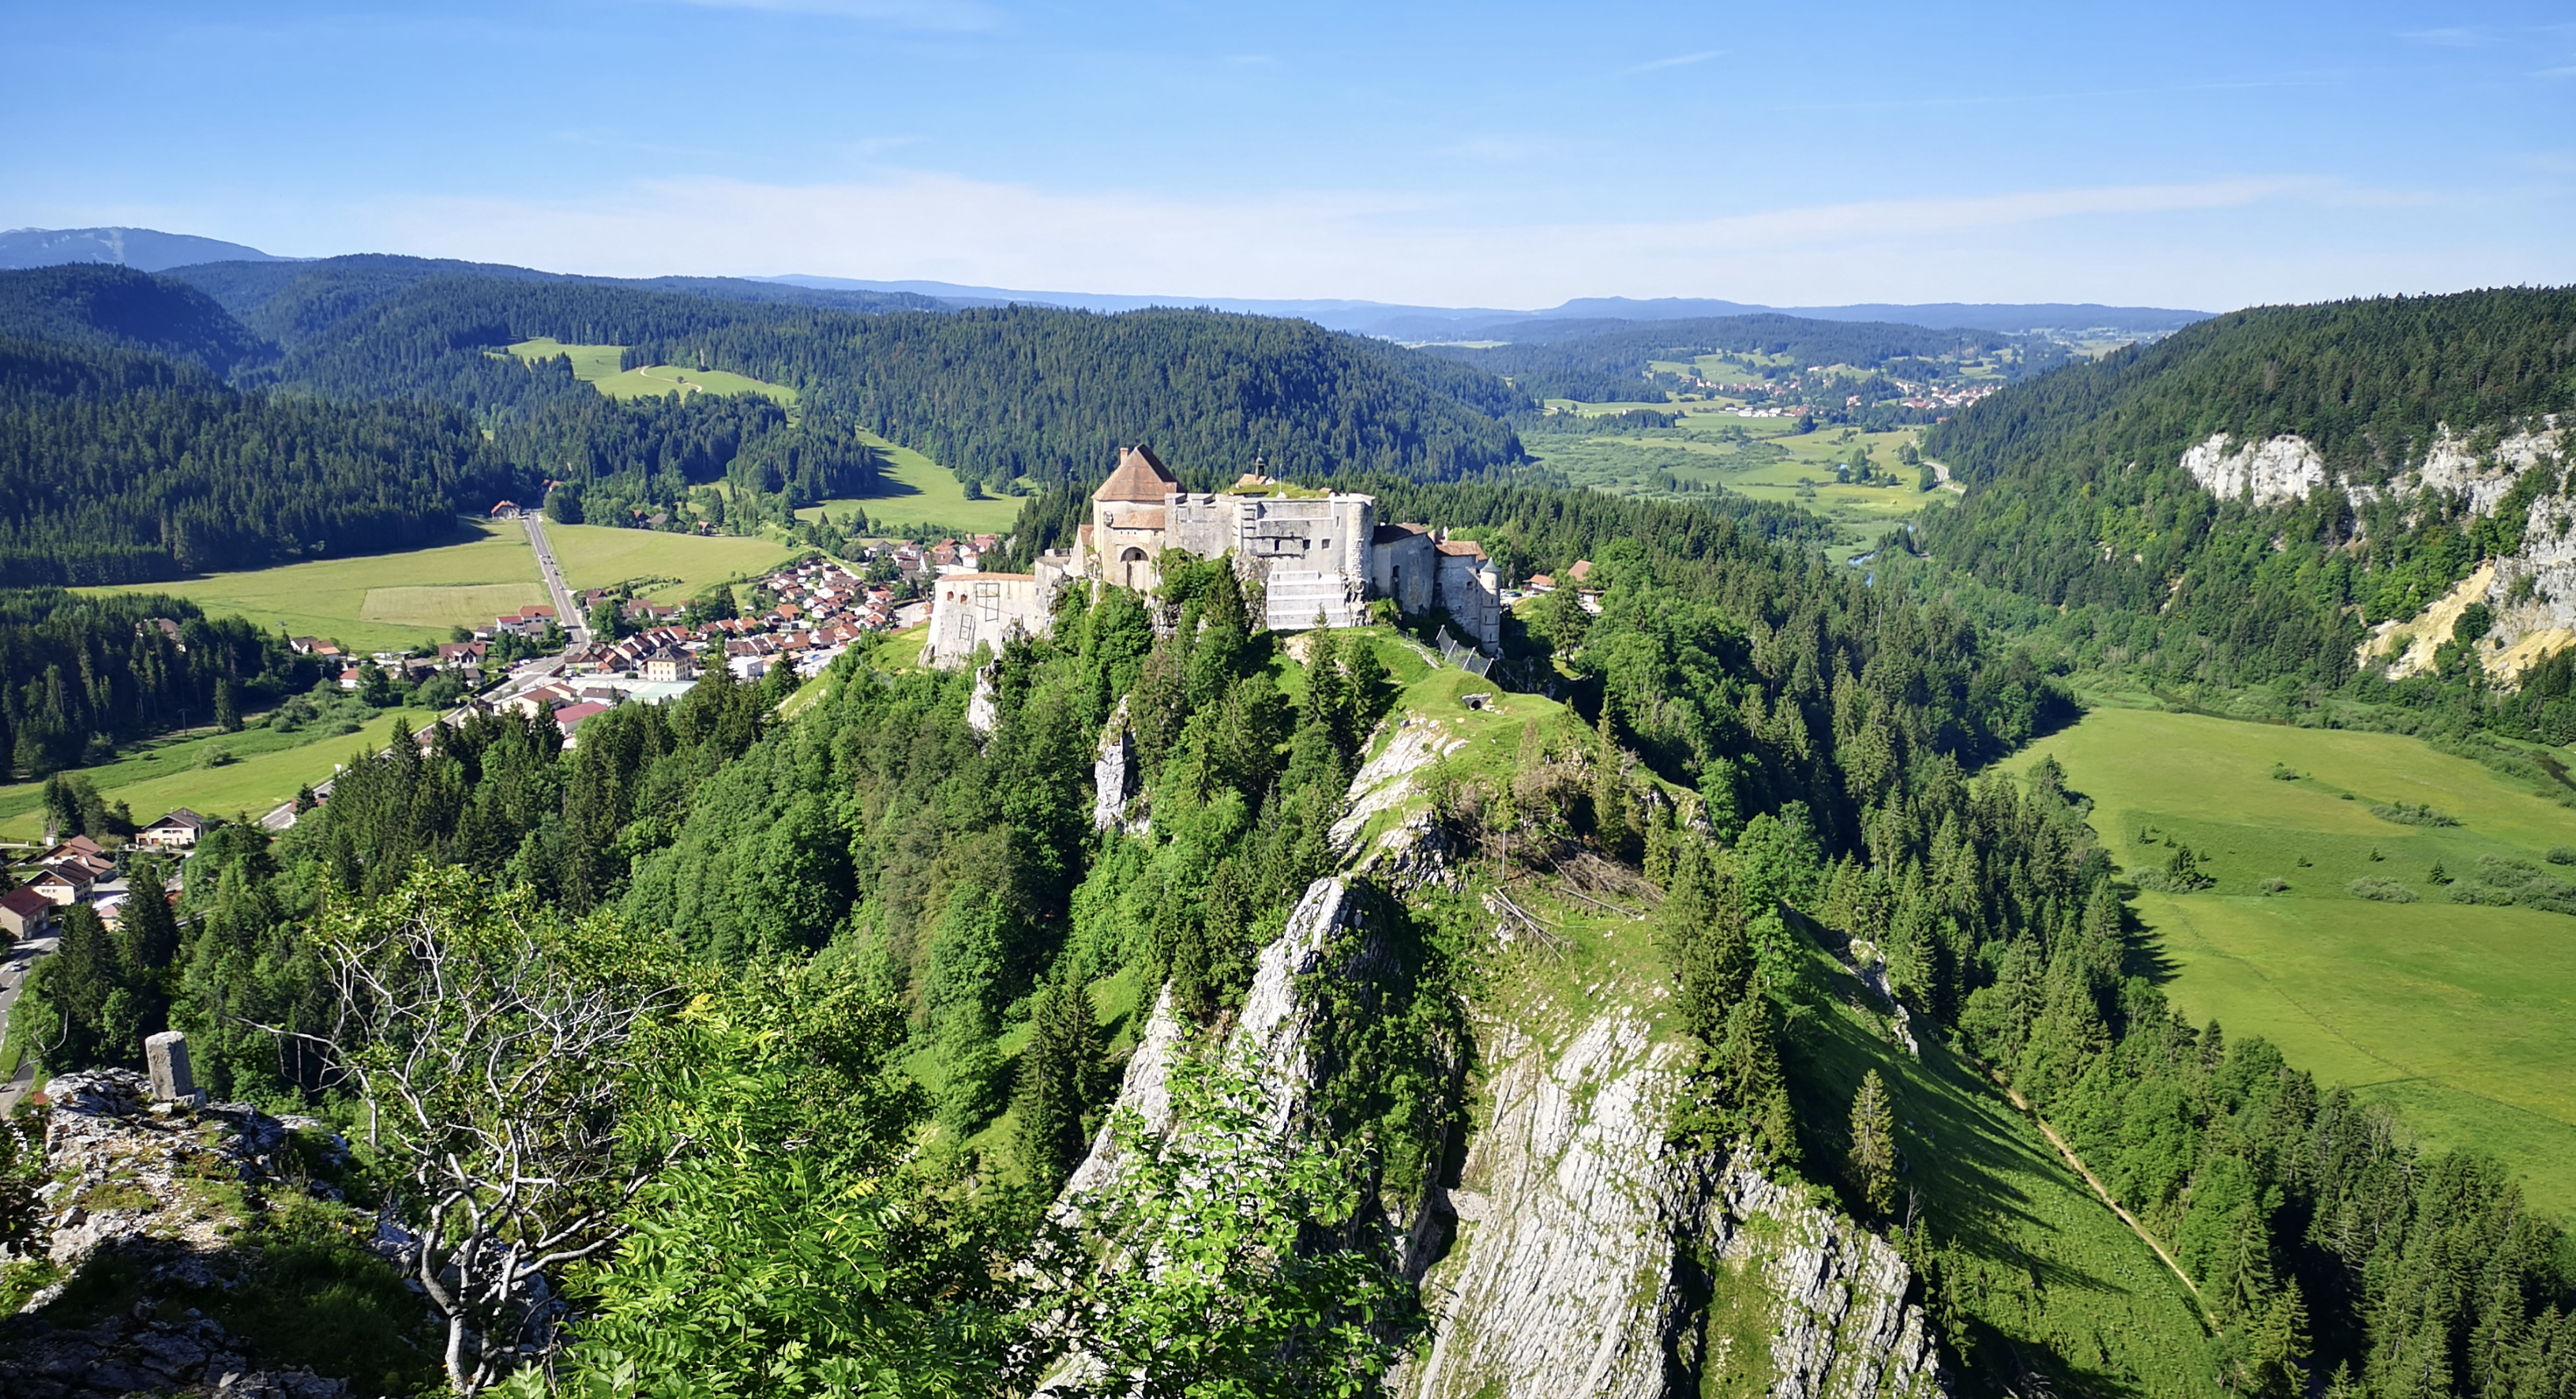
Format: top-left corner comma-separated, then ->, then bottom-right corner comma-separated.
505,338 -> 795,405
799,428 -> 1027,537
1785,940 -> 2223,1396
543,524 -> 796,604
505,338 -> 1019,538
1521,412 -> 1927,564
0,708 -> 437,838
73,523 -> 544,654
2022,706 -> 2576,1219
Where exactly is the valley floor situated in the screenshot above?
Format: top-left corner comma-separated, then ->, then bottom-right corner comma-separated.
2021,704 -> 2576,1218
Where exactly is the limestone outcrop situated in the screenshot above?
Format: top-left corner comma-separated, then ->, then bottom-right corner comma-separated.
1091,697 -> 1135,833
2181,433 -> 2330,507
1394,1007 -> 1945,1399
2,1070 -> 372,1398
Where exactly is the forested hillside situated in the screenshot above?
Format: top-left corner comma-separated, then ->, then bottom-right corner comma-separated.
1913,287 -> 2576,700
0,264 -> 270,376
1422,313 -> 2029,403
0,588 -> 322,780
618,302 -> 1534,489
173,267 -> 1530,493
0,334 -> 520,586
163,253 -> 941,348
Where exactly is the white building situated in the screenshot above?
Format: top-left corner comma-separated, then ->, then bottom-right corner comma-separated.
922,445 -> 1504,669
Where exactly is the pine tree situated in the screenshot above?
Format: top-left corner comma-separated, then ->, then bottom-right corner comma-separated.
1846,1068 -> 1898,1220
2244,1281 -> 2311,1399
1011,969 -> 1107,1191
1592,707 -> 1639,861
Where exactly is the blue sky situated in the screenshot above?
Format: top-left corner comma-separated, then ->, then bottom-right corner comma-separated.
4,0 -> 2570,309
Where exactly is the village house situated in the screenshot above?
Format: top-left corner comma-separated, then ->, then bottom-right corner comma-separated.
31,863 -> 98,906
640,648 -> 696,683
0,885 -> 55,940
435,639 -> 490,671
135,808 -> 207,850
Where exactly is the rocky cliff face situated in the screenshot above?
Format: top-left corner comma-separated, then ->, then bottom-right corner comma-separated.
2170,420 -> 2576,683
1391,1005 -> 1944,1399
2181,433 -> 2332,508
1060,704 -> 1947,1397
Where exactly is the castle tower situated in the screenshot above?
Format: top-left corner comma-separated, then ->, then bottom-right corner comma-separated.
1091,444 -> 1181,591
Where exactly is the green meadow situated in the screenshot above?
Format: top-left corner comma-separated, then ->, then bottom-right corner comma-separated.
504,339 -> 795,405
0,708 -> 437,839
1520,411 -> 1928,564
505,338 -> 1018,538
75,523 -> 546,653
543,524 -> 798,604
2022,705 -> 2576,1218
799,428 -> 1027,537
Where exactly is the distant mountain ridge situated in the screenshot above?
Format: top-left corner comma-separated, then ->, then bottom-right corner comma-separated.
0,227 -> 2211,339
761,274 -> 2209,339
0,226 -> 293,272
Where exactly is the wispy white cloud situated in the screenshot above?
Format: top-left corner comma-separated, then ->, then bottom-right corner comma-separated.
1625,49 -> 1723,73
2401,26 -> 2493,47
648,0 -> 1002,31
2538,64 -> 2576,77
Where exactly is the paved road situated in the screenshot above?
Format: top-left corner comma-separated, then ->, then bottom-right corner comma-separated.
1,929 -> 61,1113
523,513 -> 589,647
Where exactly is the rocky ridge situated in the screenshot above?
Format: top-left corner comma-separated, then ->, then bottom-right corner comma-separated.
2,1070 -> 381,1397
2173,421 -> 2576,681
1062,705 -> 1948,1397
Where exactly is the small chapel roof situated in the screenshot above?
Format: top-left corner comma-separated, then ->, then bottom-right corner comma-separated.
1095,445 -> 1180,504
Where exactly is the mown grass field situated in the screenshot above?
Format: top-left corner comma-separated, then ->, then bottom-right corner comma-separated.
2022,706 -> 2576,1219
75,524 -> 544,653
505,339 -> 795,405
1520,412 -> 1929,564
0,708 -> 437,838
801,428 -> 1027,536
543,524 -> 797,603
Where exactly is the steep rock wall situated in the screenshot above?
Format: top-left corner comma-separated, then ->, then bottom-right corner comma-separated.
1393,1007 -> 1945,1399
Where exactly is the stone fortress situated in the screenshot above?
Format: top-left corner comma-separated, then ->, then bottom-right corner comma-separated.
924,445 -> 1501,667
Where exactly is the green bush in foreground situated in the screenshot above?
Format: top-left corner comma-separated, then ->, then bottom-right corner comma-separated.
2348,878 -> 2417,903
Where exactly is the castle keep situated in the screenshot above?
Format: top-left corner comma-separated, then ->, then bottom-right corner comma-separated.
923,445 -> 1500,666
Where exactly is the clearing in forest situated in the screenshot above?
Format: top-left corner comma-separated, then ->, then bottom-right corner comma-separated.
505,338 -> 795,404
798,428 -> 1027,536
2021,705 -> 2576,1219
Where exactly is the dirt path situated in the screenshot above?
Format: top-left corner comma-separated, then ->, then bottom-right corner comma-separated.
2000,1078 -> 2212,1326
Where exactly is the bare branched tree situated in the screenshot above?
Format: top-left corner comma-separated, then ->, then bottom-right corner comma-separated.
279,866 -> 681,1396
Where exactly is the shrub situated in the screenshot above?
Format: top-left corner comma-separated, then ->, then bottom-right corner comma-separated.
2260,877 -> 2290,894
2270,763 -> 2299,781
2370,802 -> 2460,827
2349,878 -> 2417,903
2450,882 -> 2518,906
2548,846 -> 2576,865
